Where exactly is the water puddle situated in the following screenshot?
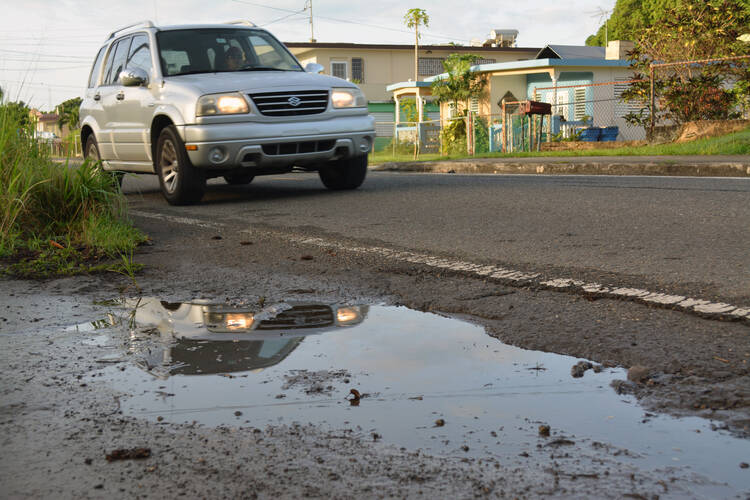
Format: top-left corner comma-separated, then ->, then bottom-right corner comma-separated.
97,298 -> 749,497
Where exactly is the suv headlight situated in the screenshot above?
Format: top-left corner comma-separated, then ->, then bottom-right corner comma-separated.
331,88 -> 366,108
196,93 -> 249,116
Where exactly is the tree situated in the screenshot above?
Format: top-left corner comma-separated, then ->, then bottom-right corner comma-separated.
430,53 -> 488,111
622,0 -> 750,127
56,97 -> 83,131
430,54 -> 489,154
586,0 -> 677,46
403,8 -> 429,83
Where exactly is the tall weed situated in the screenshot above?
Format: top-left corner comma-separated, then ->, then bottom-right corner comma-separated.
0,101 -> 145,271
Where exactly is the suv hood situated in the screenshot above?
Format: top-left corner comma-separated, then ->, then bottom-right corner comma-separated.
166,71 -> 355,94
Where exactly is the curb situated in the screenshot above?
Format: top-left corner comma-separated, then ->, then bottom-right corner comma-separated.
372,160 -> 750,177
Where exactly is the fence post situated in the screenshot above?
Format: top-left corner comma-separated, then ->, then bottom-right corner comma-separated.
649,65 -> 655,140
501,102 -> 506,153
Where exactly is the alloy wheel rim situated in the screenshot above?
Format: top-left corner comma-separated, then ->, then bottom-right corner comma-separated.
160,139 -> 179,193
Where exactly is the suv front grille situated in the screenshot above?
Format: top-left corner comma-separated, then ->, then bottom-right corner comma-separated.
256,304 -> 334,330
249,90 -> 329,116
260,140 -> 336,156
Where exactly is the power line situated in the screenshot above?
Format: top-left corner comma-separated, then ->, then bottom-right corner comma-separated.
231,0 -> 471,43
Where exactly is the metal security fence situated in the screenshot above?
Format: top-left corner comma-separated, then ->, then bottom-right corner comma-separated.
532,79 -> 647,142
647,55 -> 750,135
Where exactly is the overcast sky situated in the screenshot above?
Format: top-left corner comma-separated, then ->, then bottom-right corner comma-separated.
0,0 -> 615,110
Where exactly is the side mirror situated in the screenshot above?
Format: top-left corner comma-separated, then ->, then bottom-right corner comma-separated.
304,63 -> 324,74
120,67 -> 149,87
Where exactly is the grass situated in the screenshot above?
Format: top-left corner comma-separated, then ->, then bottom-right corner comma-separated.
0,103 -> 147,278
369,126 -> 750,163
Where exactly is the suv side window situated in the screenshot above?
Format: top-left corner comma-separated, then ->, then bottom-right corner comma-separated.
127,34 -> 152,75
87,47 -> 106,88
102,36 -> 133,85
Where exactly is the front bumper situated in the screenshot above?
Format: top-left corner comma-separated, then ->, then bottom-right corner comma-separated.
178,115 -> 375,170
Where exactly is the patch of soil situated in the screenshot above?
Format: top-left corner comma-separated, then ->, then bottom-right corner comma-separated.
676,119 -> 750,143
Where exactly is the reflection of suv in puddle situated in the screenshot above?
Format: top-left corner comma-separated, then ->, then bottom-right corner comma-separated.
130,298 -> 368,376
80,21 -> 375,205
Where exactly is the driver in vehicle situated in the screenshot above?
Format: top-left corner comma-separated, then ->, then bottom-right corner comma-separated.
225,46 -> 244,70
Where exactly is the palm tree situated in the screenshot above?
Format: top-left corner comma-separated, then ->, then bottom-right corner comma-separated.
403,8 -> 430,83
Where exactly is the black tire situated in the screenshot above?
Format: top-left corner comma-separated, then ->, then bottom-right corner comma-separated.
156,126 -> 206,205
85,135 -> 123,188
318,154 -> 368,190
223,171 -> 255,185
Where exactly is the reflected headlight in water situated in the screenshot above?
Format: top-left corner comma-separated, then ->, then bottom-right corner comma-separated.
336,307 -> 361,325
205,312 -> 255,331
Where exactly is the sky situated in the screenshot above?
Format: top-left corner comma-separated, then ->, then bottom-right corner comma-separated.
0,0 -> 616,111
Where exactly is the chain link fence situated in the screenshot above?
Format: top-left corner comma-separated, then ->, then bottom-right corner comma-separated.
646,55 -> 750,137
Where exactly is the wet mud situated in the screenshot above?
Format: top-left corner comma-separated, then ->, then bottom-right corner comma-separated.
2,214 -> 750,498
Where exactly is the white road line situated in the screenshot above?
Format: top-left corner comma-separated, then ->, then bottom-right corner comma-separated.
130,210 -> 750,323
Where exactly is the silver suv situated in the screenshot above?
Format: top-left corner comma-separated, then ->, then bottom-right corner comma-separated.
80,21 -> 375,205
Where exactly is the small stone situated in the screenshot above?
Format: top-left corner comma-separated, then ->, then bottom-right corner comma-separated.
740,462 -> 749,469
627,365 -> 650,383
434,419 -> 445,427
211,235 -> 223,240
538,425 -> 551,437
461,445 -> 469,452
234,411 -> 242,416
571,361 -> 593,378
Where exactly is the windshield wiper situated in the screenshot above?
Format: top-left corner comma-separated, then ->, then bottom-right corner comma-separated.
238,66 -> 292,72
171,69 -> 213,76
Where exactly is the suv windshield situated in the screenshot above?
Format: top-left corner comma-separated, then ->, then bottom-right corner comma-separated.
156,28 -> 303,76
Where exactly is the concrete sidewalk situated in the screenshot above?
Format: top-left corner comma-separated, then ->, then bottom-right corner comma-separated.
371,155 -> 750,177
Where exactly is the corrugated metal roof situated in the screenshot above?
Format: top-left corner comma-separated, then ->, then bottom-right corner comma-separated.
535,45 -> 606,60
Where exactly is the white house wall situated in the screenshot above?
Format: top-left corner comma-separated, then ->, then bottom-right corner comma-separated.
489,75 -> 528,119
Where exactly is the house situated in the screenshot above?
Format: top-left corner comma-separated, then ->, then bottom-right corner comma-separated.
286,32 -> 540,149
387,40 -> 644,146
29,109 -> 67,139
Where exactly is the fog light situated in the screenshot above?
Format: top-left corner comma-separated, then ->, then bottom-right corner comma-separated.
359,136 -> 372,153
209,147 -> 226,164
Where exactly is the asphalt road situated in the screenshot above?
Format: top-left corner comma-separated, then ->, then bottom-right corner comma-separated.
124,170 -> 750,305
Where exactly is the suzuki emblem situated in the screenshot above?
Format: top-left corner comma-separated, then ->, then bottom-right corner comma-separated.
288,96 -> 301,107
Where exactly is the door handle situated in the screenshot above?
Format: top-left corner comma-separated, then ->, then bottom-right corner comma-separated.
116,92 -> 125,101
93,93 -> 101,101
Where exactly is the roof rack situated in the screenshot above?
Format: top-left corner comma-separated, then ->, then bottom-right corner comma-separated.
225,20 -> 257,27
106,20 -> 155,41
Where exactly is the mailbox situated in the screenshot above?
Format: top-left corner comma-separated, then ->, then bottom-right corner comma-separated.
522,101 -> 552,115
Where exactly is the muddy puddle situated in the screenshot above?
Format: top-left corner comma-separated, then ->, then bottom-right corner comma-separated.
89,298 -> 749,497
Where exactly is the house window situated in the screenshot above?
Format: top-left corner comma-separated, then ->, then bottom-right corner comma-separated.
574,87 -> 587,121
351,57 -> 364,83
331,61 -> 348,80
614,78 -> 644,118
475,58 -> 496,65
469,97 -> 479,113
418,57 -> 445,76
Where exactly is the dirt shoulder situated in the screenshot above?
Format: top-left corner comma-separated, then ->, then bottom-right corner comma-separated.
1,214 -> 749,498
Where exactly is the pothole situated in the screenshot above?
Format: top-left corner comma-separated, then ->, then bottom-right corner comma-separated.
94,297 -> 749,497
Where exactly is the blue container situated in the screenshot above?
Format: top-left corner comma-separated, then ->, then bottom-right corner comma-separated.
600,126 -> 619,142
579,127 -> 601,142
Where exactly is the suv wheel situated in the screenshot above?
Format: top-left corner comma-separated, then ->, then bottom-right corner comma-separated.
156,126 -> 206,205
318,154 -> 367,190
85,135 -> 123,188
223,171 -> 255,185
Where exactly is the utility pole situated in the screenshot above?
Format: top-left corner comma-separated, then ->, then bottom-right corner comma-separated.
305,0 -> 316,42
